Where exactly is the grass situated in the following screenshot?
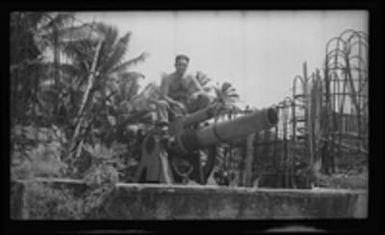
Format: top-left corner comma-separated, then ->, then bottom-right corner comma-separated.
313,169 -> 368,189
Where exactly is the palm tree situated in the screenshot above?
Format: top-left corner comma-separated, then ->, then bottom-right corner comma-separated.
209,81 -> 242,185
10,12 -> 46,127
34,12 -> 76,88
212,81 -> 241,118
15,12 -> 99,128
61,23 -> 147,110
58,22 -> 150,163
195,71 -> 213,92
11,13 -> 155,180
34,20 -> 148,132
10,12 -> 78,126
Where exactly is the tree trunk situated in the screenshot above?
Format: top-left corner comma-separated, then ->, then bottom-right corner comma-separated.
68,39 -> 104,157
53,25 -> 60,89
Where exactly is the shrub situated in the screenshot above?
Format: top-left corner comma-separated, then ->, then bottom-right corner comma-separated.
24,182 -> 83,219
11,125 -> 68,180
11,142 -> 67,179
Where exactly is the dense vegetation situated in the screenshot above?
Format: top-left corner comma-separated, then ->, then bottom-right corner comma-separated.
10,12 -> 244,219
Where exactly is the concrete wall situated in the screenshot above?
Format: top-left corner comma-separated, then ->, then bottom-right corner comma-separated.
11,179 -> 367,219
100,184 -> 367,219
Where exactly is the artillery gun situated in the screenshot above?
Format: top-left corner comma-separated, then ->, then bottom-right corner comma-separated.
134,104 -> 279,184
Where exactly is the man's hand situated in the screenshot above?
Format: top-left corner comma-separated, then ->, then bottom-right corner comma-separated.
159,90 -> 187,115
171,100 -> 187,114
191,90 -> 210,102
191,91 -> 204,100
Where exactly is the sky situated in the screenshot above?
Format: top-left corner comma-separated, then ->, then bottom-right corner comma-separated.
75,11 -> 368,108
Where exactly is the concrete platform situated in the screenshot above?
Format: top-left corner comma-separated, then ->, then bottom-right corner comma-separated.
11,179 -> 367,219
101,183 -> 367,219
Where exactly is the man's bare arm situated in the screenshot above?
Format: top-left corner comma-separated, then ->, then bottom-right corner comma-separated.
186,74 -> 207,99
159,74 -> 186,112
189,74 -> 205,93
160,74 -> 170,97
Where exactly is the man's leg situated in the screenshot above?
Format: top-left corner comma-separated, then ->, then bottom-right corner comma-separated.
154,100 -> 169,124
186,94 -> 210,113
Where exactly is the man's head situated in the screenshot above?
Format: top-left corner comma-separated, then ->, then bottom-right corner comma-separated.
174,54 -> 190,76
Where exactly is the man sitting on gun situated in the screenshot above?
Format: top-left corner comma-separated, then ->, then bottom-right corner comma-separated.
160,54 -> 211,121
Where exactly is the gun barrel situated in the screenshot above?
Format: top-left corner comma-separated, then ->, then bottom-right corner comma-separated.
176,107 -> 278,152
182,104 -> 216,127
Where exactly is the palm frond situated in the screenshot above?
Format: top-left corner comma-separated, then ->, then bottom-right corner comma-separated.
62,39 -> 96,64
228,94 -> 240,100
213,81 -> 240,109
102,32 -> 131,74
43,23 -> 99,43
25,12 -> 47,28
119,72 -> 145,81
110,52 -> 148,74
40,13 -> 75,32
122,74 -> 143,100
59,63 -> 83,77
196,71 -> 212,87
95,23 -> 119,56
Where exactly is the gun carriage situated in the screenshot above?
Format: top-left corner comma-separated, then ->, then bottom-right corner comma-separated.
134,104 -> 279,184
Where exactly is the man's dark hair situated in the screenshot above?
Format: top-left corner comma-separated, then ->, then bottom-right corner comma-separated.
175,54 -> 190,63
